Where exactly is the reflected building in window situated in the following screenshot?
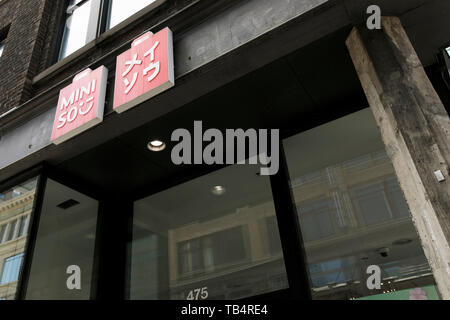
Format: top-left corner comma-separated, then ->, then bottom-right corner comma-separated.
129,165 -> 288,300
167,206 -> 286,300
284,108 -> 436,300
0,178 -> 37,300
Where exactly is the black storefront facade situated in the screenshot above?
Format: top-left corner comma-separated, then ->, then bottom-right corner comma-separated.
0,0 -> 450,301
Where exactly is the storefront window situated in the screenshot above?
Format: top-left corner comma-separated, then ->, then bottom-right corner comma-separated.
128,164 -> 288,300
0,177 -> 37,300
283,108 -> 438,300
107,0 -> 159,30
24,179 -> 98,299
59,0 -> 93,60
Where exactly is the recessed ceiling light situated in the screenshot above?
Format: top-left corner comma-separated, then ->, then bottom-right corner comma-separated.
211,185 -> 226,196
147,139 -> 166,152
57,199 -> 80,210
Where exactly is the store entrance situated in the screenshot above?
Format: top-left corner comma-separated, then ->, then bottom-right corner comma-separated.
16,26 -> 439,300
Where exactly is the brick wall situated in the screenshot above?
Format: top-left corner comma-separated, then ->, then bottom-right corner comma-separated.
0,0 -> 52,115
0,0 -> 205,118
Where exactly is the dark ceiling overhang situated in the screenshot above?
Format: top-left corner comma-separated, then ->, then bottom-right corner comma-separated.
1,0 -> 449,187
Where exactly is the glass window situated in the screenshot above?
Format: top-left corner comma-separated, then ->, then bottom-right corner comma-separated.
283,108 -> 438,300
177,226 -> 249,278
298,197 -> 335,242
1,254 -> 24,285
0,177 -> 37,300
5,220 -> 17,242
25,179 -> 98,300
128,164 -> 288,300
12,189 -> 22,198
0,225 -> 6,243
107,0 -> 159,30
17,215 -> 29,238
57,0 -> 165,61
59,0 -> 93,60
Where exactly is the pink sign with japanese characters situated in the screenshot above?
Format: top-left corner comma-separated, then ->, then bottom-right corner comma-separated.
113,27 -> 174,113
51,66 -> 108,145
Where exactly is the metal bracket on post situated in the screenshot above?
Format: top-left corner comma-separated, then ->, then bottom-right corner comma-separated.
434,170 -> 446,182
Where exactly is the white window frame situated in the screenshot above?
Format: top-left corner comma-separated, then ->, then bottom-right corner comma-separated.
0,253 -> 25,285
58,0 -> 167,62
0,213 -> 30,243
0,41 -> 4,58
58,0 -> 102,60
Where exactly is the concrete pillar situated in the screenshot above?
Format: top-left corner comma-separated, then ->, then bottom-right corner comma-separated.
247,220 -> 265,261
346,17 -> 450,299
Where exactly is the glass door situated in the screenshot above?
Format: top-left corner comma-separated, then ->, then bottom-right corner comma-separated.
23,178 -> 99,299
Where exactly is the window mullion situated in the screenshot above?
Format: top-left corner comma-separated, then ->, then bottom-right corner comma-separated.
86,0 -> 102,44
12,219 -> 20,240
3,223 -> 10,243
269,145 -> 312,299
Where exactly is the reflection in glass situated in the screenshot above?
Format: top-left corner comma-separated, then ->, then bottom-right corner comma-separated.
283,108 -> 437,300
6,220 -> 17,242
25,179 -> 98,300
129,165 -> 288,300
0,42 -> 4,58
1,254 -> 25,285
59,0 -> 92,60
0,177 -> 37,300
17,215 -> 29,238
107,0 -> 158,30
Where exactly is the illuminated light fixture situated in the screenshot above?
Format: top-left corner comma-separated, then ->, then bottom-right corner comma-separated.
147,139 -> 166,152
211,185 -> 226,196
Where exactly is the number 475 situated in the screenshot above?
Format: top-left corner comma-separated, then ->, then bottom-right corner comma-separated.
186,287 -> 208,300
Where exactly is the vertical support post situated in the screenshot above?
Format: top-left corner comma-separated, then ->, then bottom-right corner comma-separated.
16,170 -> 47,300
270,146 -> 312,300
346,16 -> 450,299
91,197 -> 133,300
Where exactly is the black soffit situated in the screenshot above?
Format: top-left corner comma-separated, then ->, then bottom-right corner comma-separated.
56,26 -> 367,196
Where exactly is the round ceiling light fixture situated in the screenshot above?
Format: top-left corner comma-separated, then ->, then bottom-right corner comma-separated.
147,139 -> 166,152
211,185 -> 226,196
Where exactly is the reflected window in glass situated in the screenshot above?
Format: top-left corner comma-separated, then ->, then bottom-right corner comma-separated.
129,164 -> 288,300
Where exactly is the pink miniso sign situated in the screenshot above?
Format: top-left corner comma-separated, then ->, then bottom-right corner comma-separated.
51,66 -> 108,145
113,27 -> 174,113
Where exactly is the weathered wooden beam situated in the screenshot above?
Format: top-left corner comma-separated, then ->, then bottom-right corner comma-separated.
346,16 -> 450,299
